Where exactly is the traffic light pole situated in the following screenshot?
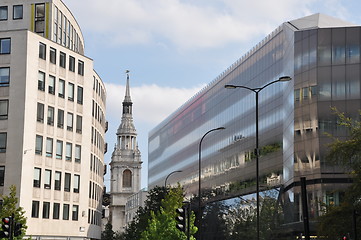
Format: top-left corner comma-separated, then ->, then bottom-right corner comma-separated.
186,203 -> 190,240
10,214 -> 14,240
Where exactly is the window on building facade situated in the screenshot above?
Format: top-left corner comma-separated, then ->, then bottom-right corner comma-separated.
0,38 -> 10,54
74,175 -> 80,193
63,204 -> 69,220
60,52 -> 66,68
37,102 -> 44,122
58,11 -> 62,44
64,173 -> 71,192
68,83 -> 74,101
47,106 -> 54,126
67,112 -> 73,131
0,100 -> 8,120
44,169 -> 51,189
78,60 -> 84,76
76,115 -> 82,134
48,75 -> 55,94
65,142 -> 72,161
57,109 -> 64,128
42,201 -> 50,219
77,86 -> 83,104
123,169 -> 132,188
46,138 -> 53,157
53,21 -> 58,42
303,87 -> 309,99
38,71 -> 45,91
35,135 -> 43,155
0,132 -> 6,153
32,201 -> 40,218
0,67 -> 10,86
50,48 -> 56,64
310,85 -> 317,97
35,4 -> 45,35
75,145 -> 81,163
13,5 -> 23,20
69,56 -> 75,72
72,205 -> 79,221
62,16 -> 67,46
54,171 -> 61,190
39,42 -> 46,60
53,7 -> 58,42
56,140 -> 63,159
58,79 -> 65,98
0,166 -> 4,186
53,203 -> 60,219
33,168 -> 41,188
0,6 -> 8,21
67,20 -> 70,48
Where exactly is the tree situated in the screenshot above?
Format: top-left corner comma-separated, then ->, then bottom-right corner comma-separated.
201,201 -> 228,240
226,197 -> 257,240
101,222 -> 114,240
123,186 -> 168,240
140,185 -> 197,240
223,190 -> 282,240
317,109 -> 361,238
0,185 -> 27,240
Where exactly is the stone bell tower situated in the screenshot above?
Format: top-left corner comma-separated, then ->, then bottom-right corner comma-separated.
109,71 -> 142,232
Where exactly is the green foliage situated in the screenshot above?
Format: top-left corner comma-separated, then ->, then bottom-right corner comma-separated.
123,186 -> 168,240
140,185 -> 197,240
0,185 -> 27,240
325,108 -> 361,174
317,108 -> 361,238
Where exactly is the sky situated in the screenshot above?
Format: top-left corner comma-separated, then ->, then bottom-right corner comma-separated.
61,0 -> 361,189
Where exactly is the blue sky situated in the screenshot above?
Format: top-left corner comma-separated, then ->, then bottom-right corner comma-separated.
62,0 -> 361,188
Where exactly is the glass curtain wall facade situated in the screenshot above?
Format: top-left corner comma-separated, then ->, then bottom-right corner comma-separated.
148,14 -> 360,235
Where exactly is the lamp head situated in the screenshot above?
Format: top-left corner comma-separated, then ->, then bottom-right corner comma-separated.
224,85 -> 237,89
278,76 -> 292,82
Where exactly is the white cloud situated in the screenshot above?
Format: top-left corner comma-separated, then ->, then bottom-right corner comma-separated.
62,0 -> 332,50
105,83 -> 205,126
104,83 -> 204,188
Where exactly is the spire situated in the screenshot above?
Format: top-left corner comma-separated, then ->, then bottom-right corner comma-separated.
124,70 -> 131,103
122,70 -> 133,115
116,71 -> 136,139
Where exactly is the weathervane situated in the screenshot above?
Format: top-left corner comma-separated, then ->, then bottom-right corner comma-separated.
125,70 -> 130,80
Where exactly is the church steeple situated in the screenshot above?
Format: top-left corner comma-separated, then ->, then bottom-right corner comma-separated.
109,71 -> 142,233
123,70 -> 132,114
116,71 -> 137,150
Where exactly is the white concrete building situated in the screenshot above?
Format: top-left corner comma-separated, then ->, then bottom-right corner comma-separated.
125,189 -> 148,227
109,72 -> 142,233
0,0 -> 107,239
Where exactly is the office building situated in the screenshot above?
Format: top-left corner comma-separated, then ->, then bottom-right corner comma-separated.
0,0 -> 107,239
148,13 -> 359,235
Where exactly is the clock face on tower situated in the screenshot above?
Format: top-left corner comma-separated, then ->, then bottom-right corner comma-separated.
102,193 -> 111,206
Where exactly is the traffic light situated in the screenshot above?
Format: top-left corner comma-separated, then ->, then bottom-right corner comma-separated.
13,223 -> 22,237
175,207 -> 186,232
0,217 -> 12,238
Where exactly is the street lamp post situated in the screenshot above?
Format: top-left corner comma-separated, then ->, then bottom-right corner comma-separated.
198,127 -> 225,240
225,76 -> 291,240
164,170 -> 183,189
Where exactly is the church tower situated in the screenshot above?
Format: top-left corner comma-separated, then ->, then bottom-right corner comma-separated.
109,71 -> 142,232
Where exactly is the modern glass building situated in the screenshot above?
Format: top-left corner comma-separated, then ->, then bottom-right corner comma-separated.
148,13 -> 359,235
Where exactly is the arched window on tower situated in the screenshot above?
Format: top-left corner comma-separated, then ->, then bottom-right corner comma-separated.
123,169 -> 132,188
